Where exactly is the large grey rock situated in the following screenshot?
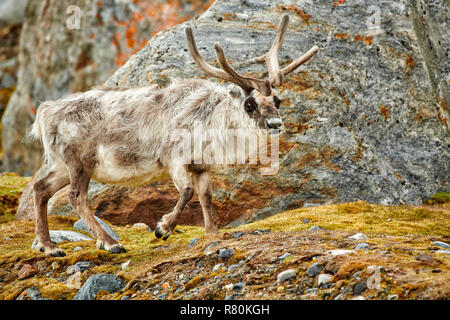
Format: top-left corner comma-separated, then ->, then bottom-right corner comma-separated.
31,230 -> 92,249
105,0 -> 449,225
73,216 -> 120,241
73,274 -> 125,300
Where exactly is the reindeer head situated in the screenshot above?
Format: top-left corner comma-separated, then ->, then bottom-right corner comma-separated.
185,14 -> 319,130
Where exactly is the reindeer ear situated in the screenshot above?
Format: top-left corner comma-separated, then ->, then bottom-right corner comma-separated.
227,84 -> 243,98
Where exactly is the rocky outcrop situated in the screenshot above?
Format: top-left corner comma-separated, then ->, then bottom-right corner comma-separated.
2,0 -> 213,175
15,0 -> 450,227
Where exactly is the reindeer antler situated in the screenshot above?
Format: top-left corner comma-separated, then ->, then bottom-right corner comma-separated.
185,14 -> 319,94
185,27 -> 271,95
257,14 -> 319,87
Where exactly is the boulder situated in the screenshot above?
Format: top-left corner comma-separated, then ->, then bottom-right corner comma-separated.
73,274 -> 125,300
0,0 -> 27,25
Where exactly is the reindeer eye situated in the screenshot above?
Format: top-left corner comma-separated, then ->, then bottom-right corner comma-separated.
273,96 -> 281,109
244,97 -> 257,113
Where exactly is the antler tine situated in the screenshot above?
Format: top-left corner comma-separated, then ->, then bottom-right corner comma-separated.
185,27 -> 232,82
266,14 -> 290,86
214,43 -> 271,95
186,27 -> 271,95
260,14 -> 319,87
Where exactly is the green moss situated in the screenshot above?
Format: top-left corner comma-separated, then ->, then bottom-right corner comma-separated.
425,192 -> 450,205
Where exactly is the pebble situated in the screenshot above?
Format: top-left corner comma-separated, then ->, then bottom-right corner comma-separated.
73,246 -> 82,252
307,262 -> 323,277
317,274 -> 333,286
18,264 -> 38,280
329,249 -> 357,256
308,226 -> 322,231
348,233 -> 368,240
276,286 -> 284,293
250,229 -> 271,235
351,295 -> 366,300
219,248 -> 235,260
204,241 -> 220,252
433,241 -> 450,249
158,293 -> 168,300
224,284 -> 234,290
436,250 -> 450,254
355,243 -> 370,250
121,260 -> 131,270
5,236 -> 12,241
213,263 -> 224,272
278,252 -> 290,261
277,269 -> 296,282
66,265 -> 81,275
232,232 -> 246,239
51,261 -> 60,271
132,223 -> 151,232
388,294 -> 398,300
353,281 -> 367,295
188,238 -> 198,249
301,219 -> 310,223
233,282 -> 245,292
75,261 -> 94,272
120,295 -> 130,300
306,288 -> 317,295
228,264 -> 241,272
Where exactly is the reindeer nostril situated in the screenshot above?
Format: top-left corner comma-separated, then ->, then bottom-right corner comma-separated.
266,118 -> 282,129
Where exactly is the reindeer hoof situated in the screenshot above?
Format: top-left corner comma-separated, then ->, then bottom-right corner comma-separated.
49,248 -> 66,257
155,220 -> 173,240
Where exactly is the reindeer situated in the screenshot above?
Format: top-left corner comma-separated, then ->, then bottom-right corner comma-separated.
30,14 -> 318,256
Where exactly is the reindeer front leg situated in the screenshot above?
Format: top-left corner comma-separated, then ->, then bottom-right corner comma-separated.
155,164 -> 194,240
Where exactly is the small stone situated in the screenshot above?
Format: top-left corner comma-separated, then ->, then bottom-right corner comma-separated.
121,260 -> 131,270
433,241 -> 450,249
307,262 -> 323,277
301,219 -> 310,223
329,249 -> 357,256
306,288 -> 317,295
132,223 -> 151,232
188,238 -> 198,249
351,295 -> 366,300
73,274 -> 125,300
5,236 -> 12,241
353,281 -> 367,295
348,233 -> 368,240
228,264 -> 241,272
317,274 -> 333,286
158,293 -> 168,300
232,231 -> 246,239
233,282 -> 245,292
388,294 -> 398,300
276,286 -> 284,293
16,287 -> 48,300
224,283 -> 233,290
355,243 -> 369,250
66,265 -> 81,275
436,250 -> 450,254
75,261 -> 94,272
18,264 -> 38,280
73,246 -> 82,252
224,294 -> 241,300
277,269 -> 296,282
219,248 -> 235,260
120,295 -> 130,300
250,229 -> 271,235
278,252 -> 290,261
309,226 -> 322,231
213,263 -> 224,272
153,289 -> 160,295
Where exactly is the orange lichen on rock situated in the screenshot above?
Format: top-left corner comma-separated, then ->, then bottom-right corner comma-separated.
354,35 -> 373,45
379,105 -> 390,120
335,33 -> 349,40
278,5 -> 312,25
